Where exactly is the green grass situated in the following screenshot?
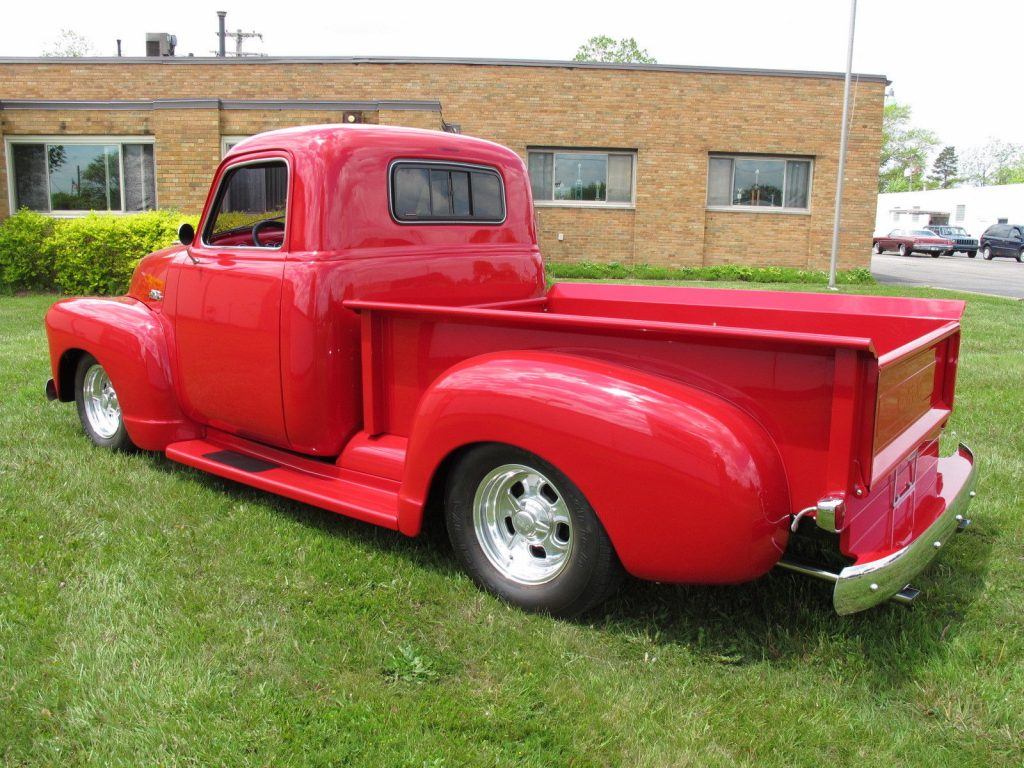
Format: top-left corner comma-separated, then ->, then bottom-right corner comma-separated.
1,285 -> 1022,767
545,261 -> 875,284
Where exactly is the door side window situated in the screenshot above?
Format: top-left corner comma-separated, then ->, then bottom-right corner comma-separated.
203,160 -> 288,248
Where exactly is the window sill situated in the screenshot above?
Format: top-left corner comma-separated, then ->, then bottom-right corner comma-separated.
706,206 -> 811,216
534,201 -> 636,211
35,210 -> 153,218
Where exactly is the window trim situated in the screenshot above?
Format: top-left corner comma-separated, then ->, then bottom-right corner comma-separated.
4,134 -> 157,217
527,148 -> 637,209
388,159 -> 507,225
199,155 -> 291,252
706,153 -> 814,215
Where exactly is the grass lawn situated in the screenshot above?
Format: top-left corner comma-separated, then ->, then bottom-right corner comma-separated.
1,284 -> 1022,767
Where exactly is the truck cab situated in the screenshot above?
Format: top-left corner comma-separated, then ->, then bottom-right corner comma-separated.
45,125 -> 976,617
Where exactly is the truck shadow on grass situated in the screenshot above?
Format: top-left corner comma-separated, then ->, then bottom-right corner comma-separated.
159,456 -> 993,690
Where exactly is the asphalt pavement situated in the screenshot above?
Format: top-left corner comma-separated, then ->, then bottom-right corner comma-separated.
871,251 -> 1024,299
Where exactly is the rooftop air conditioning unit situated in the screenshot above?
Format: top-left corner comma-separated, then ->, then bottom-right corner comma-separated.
145,33 -> 177,57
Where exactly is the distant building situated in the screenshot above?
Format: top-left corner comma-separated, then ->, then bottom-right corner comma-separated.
876,184 -> 1024,238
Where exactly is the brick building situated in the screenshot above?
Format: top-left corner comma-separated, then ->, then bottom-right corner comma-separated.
0,56 -> 886,269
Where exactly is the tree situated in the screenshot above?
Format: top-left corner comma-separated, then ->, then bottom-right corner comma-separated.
960,139 -> 1024,186
42,29 -> 95,57
878,102 -> 939,192
573,36 -> 656,64
927,146 -> 959,189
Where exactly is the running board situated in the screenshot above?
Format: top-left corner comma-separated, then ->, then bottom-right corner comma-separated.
165,437 -> 400,530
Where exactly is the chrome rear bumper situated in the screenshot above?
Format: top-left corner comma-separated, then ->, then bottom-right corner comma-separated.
779,443 -> 976,615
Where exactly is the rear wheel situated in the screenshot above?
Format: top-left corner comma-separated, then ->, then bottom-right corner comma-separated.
898,244 -> 909,257
444,444 -> 622,617
74,354 -> 135,451
983,246 -> 993,260
931,251 -> 941,258
1017,248 -> 1023,263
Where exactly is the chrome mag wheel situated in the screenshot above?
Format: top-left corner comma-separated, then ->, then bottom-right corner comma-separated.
472,463 -> 574,585
82,363 -> 121,439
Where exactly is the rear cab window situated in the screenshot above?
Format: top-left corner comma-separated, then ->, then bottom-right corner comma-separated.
391,161 -> 505,224
203,159 -> 288,248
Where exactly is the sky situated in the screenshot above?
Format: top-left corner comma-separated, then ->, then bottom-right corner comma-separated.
2,0 -> 1021,158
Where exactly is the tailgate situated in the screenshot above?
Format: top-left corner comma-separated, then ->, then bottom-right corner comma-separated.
841,323 -> 963,562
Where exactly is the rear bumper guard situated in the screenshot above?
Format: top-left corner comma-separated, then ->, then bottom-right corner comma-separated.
779,443 -> 977,615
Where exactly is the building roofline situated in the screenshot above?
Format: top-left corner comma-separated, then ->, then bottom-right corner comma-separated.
0,98 -> 443,112
0,54 -> 890,84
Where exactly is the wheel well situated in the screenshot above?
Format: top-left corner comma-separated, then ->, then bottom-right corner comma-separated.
57,348 -> 86,402
416,443 -> 481,539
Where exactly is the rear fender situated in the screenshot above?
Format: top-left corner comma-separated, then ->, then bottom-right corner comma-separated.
45,297 -> 199,450
398,350 -> 791,583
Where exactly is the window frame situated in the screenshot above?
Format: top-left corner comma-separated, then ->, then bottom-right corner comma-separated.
199,155 -> 291,252
4,134 -> 157,217
527,148 -> 637,209
706,153 -> 814,215
388,159 -> 507,225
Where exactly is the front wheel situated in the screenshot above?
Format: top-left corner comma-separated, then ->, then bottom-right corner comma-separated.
872,242 -> 881,254
968,251 -> 977,258
898,244 -> 909,257
444,444 -> 622,617
74,354 -> 135,451
1017,249 -> 1023,263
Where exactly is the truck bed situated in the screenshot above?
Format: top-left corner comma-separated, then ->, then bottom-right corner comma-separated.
347,282 -> 966,565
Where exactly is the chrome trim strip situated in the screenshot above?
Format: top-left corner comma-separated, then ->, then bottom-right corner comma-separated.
832,443 -> 976,615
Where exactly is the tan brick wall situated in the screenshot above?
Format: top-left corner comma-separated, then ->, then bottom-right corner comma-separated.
0,60 -> 884,269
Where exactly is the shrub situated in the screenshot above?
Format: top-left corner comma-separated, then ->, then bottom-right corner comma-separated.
545,261 -> 876,285
0,210 -> 57,292
0,210 -> 196,295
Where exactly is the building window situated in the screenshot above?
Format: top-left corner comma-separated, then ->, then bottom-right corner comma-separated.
222,136 -> 250,156
390,161 -> 505,223
891,210 -> 901,222
6,137 -> 155,214
528,149 -> 635,207
955,204 -> 966,222
706,154 -> 812,212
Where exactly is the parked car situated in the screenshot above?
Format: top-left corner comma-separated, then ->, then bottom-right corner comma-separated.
872,229 -> 955,258
979,223 -> 1024,262
43,125 -> 977,617
926,225 -> 978,258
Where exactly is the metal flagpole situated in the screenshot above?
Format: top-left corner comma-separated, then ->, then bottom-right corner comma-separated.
828,0 -> 858,291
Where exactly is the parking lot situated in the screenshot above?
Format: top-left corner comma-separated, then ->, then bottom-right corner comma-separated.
872,251 -> 1024,299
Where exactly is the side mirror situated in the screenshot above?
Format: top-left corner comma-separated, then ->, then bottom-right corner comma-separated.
178,222 -> 195,246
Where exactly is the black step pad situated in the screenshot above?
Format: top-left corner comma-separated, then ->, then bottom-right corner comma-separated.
203,450 -> 278,474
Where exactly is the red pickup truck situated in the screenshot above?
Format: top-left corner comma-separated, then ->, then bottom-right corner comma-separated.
44,125 -> 976,617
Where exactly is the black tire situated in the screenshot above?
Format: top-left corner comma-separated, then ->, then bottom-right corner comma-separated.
74,353 -> 136,451
444,443 -> 622,618
898,244 -> 909,257
1017,249 -> 1023,263
872,242 -> 881,254
968,251 -> 977,258
983,246 -> 993,260
931,252 -> 941,258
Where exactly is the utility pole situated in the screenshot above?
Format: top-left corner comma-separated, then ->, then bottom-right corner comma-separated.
828,0 -> 858,291
212,11 -> 265,57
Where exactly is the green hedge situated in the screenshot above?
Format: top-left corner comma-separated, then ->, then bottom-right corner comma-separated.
0,208 -> 874,295
0,209 -> 197,295
546,261 -> 875,285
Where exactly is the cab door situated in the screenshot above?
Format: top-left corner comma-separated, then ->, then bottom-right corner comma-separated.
173,154 -> 291,446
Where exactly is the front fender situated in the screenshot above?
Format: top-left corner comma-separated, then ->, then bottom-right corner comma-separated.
398,351 -> 791,584
45,297 -> 199,450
